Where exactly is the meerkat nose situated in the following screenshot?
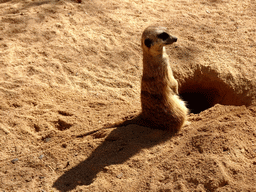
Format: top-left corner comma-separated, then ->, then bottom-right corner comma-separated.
165,36 -> 178,45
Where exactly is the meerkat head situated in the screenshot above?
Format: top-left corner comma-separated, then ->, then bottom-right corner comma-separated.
141,26 -> 177,56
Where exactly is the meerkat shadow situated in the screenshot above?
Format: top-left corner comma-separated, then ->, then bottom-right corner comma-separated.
52,113 -> 177,191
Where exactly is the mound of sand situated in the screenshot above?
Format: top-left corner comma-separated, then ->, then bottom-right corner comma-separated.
0,0 -> 255,191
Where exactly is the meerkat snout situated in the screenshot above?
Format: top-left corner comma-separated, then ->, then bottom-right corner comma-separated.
158,32 -> 177,44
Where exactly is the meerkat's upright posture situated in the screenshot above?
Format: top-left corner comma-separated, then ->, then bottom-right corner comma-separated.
141,26 -> 189,132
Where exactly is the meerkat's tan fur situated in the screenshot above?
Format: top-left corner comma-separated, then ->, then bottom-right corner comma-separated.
141,26 -> 188,132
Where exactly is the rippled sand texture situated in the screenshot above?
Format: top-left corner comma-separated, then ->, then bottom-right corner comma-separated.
0,0 -> 255,191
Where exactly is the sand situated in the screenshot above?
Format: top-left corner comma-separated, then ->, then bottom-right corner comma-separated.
0,0 -> 256,191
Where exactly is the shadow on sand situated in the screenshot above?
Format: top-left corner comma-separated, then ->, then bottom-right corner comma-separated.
52,114 -> 176,191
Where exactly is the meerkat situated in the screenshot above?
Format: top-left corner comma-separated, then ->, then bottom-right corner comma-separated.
75,26 -> 188,138
141,26 -> 189,132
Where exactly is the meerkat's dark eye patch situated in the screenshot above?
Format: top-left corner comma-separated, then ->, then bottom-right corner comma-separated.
157,32 -> 170,41
144,38 -> 153,48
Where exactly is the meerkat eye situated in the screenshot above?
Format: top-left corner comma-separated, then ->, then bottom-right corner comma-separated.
157,32 -> 170,41
144,38 -> 153,48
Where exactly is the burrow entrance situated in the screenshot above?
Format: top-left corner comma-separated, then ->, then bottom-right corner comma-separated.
177,68 -> 253,114
180,87 -> 219,114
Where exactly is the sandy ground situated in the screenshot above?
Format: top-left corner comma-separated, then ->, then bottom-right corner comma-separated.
0,0 -> 256,191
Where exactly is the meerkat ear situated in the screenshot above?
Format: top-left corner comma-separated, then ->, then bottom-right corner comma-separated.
144,38 -> 153,48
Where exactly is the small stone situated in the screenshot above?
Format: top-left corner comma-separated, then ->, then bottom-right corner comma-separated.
55,23 -> 62,28
39,154 -> 44,159
117,173 -> 123,179
11,158 -> 19,164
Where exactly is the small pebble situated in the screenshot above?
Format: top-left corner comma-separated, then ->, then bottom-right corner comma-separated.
117,173 -> 123,179
39,154 -> 44,159
55,23 -> 62,28
11,158 -> 19,164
